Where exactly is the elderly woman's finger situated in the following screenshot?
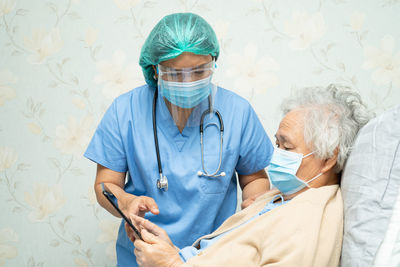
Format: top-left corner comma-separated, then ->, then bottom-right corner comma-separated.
143,218 -> 164,234
134,249 -> 145,267
125,222 -> 136,243
133,248 -> 140,261
131,214 -> 146,227
134,239 -> 149,251
132,215 -> 164,235
131,215 -> 164,237
130,215 -> 148,234
141,228 -> 161,245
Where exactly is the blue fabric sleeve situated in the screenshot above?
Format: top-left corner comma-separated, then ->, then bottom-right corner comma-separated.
179,246 -> 201,262
84,100 -> 128,173
235,103 -> 274,175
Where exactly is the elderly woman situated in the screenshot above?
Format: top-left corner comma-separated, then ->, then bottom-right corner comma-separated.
126,84 -> 372,266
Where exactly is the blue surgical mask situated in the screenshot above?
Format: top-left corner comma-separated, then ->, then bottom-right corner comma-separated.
159,76 -> 212,108
267,148 -> 323,195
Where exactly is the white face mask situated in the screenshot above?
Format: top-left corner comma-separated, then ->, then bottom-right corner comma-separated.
267,148 -> 323,195
159,76 -> 212,108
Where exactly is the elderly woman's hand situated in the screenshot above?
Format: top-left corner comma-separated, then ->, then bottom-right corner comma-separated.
134,229 -> 183,267
126,215 -> 173,246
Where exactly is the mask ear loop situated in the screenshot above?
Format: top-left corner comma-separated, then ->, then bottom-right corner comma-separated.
208,59 -> 216,115
301,151 -> 323,187
152,65 -> 158,80
303,151 -> 314,158
305,172 -> 323,187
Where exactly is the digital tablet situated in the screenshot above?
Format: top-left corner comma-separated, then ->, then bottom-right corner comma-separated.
101,183 -> 143,241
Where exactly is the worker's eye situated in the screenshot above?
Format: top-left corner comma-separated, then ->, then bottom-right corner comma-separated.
193,70 -> 206,78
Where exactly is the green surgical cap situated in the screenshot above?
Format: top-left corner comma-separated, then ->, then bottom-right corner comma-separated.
139,12 -> 220,87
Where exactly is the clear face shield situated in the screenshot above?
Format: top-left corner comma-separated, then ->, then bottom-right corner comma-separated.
157,60 -> 217,127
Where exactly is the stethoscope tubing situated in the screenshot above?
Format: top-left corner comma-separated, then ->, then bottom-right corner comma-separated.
152,89 -> 163,175
200,110 -> 224,177
152,87 -> 224,192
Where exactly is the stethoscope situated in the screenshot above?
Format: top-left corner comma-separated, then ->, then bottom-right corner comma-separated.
152,88 -> 225,192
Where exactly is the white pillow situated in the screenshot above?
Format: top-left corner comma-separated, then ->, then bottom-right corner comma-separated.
373,183 -> 400,267
341,105 -> 400,267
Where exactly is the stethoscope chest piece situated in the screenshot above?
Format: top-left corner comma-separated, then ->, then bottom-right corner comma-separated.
157,174 -> 168,191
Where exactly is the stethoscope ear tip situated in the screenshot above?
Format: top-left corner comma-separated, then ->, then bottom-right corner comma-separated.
220,172 -> 226,177
197,171 -> 203,176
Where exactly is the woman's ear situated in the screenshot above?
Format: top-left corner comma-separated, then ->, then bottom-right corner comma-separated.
152,65 -> 158,79
321,148 -> 339,173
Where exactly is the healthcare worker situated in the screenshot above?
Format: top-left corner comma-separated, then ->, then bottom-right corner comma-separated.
84,13 -> 274,266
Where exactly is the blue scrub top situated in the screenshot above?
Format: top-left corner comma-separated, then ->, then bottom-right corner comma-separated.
84,84 -> 273,266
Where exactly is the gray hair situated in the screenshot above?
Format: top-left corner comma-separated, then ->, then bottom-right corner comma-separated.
281,84 -> 373,173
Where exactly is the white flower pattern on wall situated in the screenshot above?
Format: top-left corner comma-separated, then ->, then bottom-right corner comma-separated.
74,257 -> 90,267
54,115 -> 94,157
213,19 -> 231,51
345,11 -> 368,48
0,228 -> 18,265
23,28 -> 64,64
113,0 -> 141,10
0,70 -> 17,106
0,146 -> 17,172
284,11 -> 326,50
97,219 -> 120,259
226,43 -> 279,100
85,27 -> 97,48
84,186 -> 103,221
363,35 -> 400,88
24,183 -> 66,222
350,12 -> 365,32
87,187 -> 97,205
0,146 -> 30,214
83,26 -> 101,62
94,50 -> 143,100
0,0 -> 15,17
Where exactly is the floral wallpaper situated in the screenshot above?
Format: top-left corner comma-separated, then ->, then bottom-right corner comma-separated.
0,0 -> 399,266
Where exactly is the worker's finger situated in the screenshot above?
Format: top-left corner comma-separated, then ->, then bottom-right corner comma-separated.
139,197 -> 159,215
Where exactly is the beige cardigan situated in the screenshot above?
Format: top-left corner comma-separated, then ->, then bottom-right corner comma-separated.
183,185 -> 343,267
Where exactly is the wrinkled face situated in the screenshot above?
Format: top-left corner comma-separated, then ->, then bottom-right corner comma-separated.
275,109 -> 326,182
158,52 -> 213,82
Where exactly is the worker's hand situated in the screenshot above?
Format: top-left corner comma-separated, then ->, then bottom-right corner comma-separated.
239,170 -> 269,210
120,195 -> 159,218
134,229 -> 182,267
241,191 -> 265,209
120,195 -> 159,243
126,215 -> 173,246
